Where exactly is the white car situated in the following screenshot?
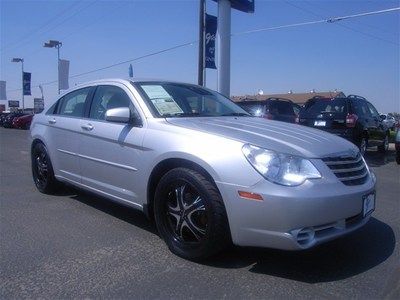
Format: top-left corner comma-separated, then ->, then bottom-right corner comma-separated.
380,114 -> 396,130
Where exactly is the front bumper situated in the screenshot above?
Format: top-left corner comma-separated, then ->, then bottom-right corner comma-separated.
216,164 -> 376,250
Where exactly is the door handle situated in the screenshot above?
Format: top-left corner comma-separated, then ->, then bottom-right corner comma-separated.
81,123 -> 94,131
48,118 -> 56,124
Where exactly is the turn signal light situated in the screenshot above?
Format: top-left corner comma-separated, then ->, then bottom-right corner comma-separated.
238,191 -> 263,201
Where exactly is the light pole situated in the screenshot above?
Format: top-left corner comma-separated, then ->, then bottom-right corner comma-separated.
43,40 -> 62,94
11,58 -> 24,112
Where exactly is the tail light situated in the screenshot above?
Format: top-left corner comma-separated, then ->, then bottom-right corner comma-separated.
346,113 -> 358,128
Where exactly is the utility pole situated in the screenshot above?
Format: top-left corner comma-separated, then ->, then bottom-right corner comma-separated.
43,40 -> 62,94
11,58 -> 24,112
198,0 -> 206,86
217,0 -> 231,97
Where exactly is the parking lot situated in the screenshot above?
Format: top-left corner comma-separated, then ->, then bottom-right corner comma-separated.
0,127 -> 399,298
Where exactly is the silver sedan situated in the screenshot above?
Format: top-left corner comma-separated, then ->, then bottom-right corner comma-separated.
30,79 -> 376,260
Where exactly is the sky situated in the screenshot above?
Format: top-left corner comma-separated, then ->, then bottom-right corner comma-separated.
0,0 -> 399,113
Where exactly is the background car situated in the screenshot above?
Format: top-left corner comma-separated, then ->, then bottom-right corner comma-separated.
298,95 -> 390,155
237,97 -> 298,123
12,114 -> 34,130
2,112 -> 27,128
0,112 -> 11,126
380,114 -> 396,131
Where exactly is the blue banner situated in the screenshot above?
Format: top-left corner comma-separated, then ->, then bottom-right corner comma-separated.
23,72 -> 31,96
205,14 -> 217,69
211,0 -> 255,13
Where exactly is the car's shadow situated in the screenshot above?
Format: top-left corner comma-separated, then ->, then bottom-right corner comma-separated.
55,185 -> 158,235
55,186 -> 395,284
364,149 -> 396,167
206,217 -> 395,283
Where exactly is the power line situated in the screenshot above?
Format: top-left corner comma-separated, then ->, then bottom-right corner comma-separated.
6,6 -> 399,93
283,1 -> 399,45
1,1 -> 98,54
6,41 -> 196,92
0,1 -> 81,52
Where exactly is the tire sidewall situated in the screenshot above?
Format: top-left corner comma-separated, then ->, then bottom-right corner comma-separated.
154,168 -> 227,260
31,143 -> 57,193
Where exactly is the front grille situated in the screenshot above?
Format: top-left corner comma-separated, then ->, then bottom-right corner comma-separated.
322,153 -> 369,186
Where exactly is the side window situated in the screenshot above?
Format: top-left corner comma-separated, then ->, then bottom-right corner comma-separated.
89,85 -> 132,120
59,88 -> 91,117
351,100 -> 370,117
367,102 -> 379,117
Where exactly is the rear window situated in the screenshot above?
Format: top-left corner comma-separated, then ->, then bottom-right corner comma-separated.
237,102 -> 264,116
268,101 -> 295,116
302,98 -> 348,116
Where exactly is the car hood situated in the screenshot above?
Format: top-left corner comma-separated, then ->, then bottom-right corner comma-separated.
166,117 -> 358,158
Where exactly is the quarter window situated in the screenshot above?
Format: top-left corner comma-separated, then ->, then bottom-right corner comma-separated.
89,85 -> 132,120
59,87 -> 91,117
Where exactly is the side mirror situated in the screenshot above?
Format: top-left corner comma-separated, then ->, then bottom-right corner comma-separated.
105,107 -> 130,123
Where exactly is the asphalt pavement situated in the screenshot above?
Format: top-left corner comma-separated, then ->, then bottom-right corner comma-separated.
1,127 -> 399,299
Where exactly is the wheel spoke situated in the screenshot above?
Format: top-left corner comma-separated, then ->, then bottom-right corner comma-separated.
184,217 -> 205,241
167,203 -> 181,222
176,216 -> 184,237
175,185 -> 186,210
185,196 -> 205,214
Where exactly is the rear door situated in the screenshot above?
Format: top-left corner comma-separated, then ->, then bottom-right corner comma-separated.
299,98 -> 348,132
366,101 -> 386,145
78,83 -> 145,207
45,87 -> 93,183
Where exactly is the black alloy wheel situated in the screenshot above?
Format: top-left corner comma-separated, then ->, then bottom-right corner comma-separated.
154,168 -> 230,260
31,143 -> 59,194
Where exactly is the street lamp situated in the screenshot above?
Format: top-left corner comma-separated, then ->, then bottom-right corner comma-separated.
43,40 -> 62,94
11,57 -> 24,112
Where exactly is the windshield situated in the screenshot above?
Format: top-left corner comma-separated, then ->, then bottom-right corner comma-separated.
134,82 -> 250,118
302,98 -> 348,116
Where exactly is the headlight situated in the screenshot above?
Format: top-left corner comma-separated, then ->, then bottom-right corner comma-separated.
242,144 -> 321,186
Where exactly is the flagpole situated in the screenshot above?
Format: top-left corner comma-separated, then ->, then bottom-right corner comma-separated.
198,0 -> 205,86
21,59 -> 24,113
57,45 -> 60,94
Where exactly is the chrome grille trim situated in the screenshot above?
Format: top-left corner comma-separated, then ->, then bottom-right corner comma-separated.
322,153 -> 369,186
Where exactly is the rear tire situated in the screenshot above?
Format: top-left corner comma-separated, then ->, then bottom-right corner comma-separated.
31,142 -> 60,194
154,168 -> 230,260
378,134 -> 389,153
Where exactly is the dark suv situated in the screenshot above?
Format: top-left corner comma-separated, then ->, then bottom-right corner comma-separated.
299,95 -> 389,154
237,98 -> 298,123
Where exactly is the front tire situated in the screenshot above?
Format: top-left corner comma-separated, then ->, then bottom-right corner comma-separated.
154,168 -> 230,260
31,142 -> 60,194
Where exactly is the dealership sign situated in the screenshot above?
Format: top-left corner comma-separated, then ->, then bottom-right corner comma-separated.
34,98 -> 45,113
211,0 -> 254,13
205,14 -> 217,69
8,100 -> 20,108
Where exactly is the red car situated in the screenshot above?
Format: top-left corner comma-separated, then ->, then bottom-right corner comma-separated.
12,114 -> 34,130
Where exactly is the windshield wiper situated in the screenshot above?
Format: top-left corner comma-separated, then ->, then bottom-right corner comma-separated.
163,112 -> 200,118
221,112 -> 250,117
